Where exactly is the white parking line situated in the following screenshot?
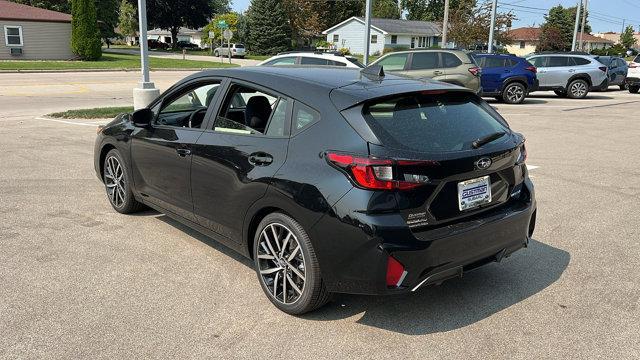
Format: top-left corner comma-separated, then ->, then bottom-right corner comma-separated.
35,117 -> 107,127
527,165 -> 539,170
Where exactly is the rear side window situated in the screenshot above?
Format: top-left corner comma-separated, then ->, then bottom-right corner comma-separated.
571,57 -> 591,66
442,53 -> 462,67
483,57 -> 506,68
377,53 -> 409,71
293,102 -> 320,133
547,57 -> 569,67
362,92 -> 509,153
506,58 -> 518,67
235,44 -> 245,49
529,56 -> 546,67
473,56 -> 486,67
617,59 -> 627,67
411,52 -> 440,70
301,57 -> 330,65
265,57 -> 296,66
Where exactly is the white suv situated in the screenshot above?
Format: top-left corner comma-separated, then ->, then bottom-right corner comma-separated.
626,55 -> 640,93
259,52 -> 364,68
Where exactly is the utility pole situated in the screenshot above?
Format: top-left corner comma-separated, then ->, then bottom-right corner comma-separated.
487,0 -> 498,53
571,0 -> 582,51
133,0 -> 159,109
579,0 -> 588,51
363,0 -> 372,65
621,19 -> 626,34
442,0 -> 450,48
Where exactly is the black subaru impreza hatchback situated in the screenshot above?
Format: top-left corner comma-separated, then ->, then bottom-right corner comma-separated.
94,66 -> 536,314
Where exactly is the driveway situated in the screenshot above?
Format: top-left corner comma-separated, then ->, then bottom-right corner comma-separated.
104,48 -> 261,67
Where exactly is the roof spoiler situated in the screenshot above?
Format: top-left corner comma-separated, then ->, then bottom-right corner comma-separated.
360,65 -> 385,80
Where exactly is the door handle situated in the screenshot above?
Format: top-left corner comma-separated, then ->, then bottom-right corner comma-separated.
568,69 -> 576,73
249,152 -> 273,166
433,70 -> 444,75
176,148 -> 191,157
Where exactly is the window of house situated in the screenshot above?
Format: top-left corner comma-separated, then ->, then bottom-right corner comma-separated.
519,41 -> 525,49
4,26 -> 23,47
371,35 -> 378,44
391,35 -> 398,44
411,37 -> 415,49
333,34 -> 339,43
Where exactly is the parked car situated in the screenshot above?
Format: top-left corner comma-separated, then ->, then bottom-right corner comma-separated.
371,49 -> 482,94
593,56 -> 628,90
525,54 -> 609,98
176,40 -> 199,50
473,53 -> 538,104
259,51 -> 364,68
213,43 -> 246,58
626,55 -> 640,93
94,66 -> 535,314
147,39 -> 169,50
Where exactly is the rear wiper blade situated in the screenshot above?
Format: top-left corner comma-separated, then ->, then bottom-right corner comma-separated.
472,131 -> 506,149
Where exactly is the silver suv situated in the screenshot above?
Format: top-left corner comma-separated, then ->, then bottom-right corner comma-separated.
525,54 -> 608,98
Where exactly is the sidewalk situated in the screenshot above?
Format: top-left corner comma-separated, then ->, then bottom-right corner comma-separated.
104,48 -> 261,67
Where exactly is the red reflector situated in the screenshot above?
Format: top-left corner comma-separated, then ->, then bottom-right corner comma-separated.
525,65 -> 537,73
386,256 -> 405,287
468,66 -> 481,76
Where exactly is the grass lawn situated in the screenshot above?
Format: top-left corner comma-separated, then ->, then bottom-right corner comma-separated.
48,106 -> 134,119
0,53 -> 237,71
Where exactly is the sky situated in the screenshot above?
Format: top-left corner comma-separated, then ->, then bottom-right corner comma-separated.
231,0 -> 640,33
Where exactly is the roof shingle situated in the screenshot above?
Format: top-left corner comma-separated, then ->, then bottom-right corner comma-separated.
0,0 -> 71,23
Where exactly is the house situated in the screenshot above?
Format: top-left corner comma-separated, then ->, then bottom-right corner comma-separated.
322,17 -> 442,56
505,27 -> 614,56
594,31 -> 640,47
147,28 -> 206,48
0,0 -> 73,60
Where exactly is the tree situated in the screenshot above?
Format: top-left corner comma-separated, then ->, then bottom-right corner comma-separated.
202,12 -> 239,47
373,0 -> 400,19
406,0 -> 461,21
117,0 -> 137,39
146,0 -> 212,49
96,0 -> 119,44
283,0 -> 327,48
236,13 -> 249,45
246,0 -> 291,55
620,25 -> 637,49
70,0 -> 102,60
448,0 -> 515,49
538,5 -> 590,51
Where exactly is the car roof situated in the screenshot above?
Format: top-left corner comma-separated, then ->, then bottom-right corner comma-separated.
271,52 -> 356,60
184,66 -> 471,110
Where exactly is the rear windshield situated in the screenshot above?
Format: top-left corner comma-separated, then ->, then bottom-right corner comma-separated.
362,92 -> 510,153
234,44 -> 245,49
346,57 -> 365,68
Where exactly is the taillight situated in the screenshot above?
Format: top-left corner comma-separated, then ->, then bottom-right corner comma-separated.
525,65 -> 537,73
386,256 -> 406,287
326,152 -> 434,190
598,66 -> 608,72
468,66 -> 481,76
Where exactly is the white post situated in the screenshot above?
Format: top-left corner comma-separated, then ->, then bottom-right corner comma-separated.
133,0 -> 159,110
487,0 -> 498,53
579,0 -> 588,51
571,0 -> 582,51
363,0 -> 373,65
442,0 -> 450,48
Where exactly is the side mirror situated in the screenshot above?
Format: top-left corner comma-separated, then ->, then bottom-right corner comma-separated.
131,108 -> 153,127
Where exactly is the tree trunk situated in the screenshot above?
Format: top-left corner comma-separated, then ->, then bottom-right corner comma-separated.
171,27 -> 179,50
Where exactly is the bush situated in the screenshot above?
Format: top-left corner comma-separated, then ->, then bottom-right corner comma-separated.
383,45 -> 409,54
338,47 -> 351,55
71,0 -> 102,60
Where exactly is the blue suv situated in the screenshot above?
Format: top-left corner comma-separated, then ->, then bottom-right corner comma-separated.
473,54 -> 538,104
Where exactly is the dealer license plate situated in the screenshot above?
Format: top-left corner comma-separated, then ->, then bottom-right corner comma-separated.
458,176 -> 491,211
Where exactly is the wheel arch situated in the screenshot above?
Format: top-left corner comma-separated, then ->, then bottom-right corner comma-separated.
245,206 -> 290,260
502,76 -> 529,90
99,143 -> 117,180
567,73 -> 592,87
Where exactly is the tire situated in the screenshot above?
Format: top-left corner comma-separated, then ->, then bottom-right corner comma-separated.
103,149 -> 145,214
253,212 -> 330,315
554,90 -> 568,97
214,50 -> 219,57
502,82 -> 526,104
619,84 -> 627,91
630,85 -> 640,94
567,79 -> 589,99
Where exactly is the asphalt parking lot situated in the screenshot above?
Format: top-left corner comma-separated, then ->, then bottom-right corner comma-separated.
1,71 -> 639,359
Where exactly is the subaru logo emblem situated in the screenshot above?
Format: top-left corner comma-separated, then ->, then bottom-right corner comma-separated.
475,157 -> 492,170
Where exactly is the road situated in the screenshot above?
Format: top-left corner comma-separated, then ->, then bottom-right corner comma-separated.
1,71 -> 639,359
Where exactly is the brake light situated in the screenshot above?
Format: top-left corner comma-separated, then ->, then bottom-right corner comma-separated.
468,66 -> 481,76
386,256 -> 406,287
525,65 -> 537,73
326,152 -> 435,190
599,66 -> 608,72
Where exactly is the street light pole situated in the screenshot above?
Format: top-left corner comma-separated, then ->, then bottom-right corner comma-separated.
363,0 -> 372,65
133,0 -> 159,109
487,0 -> 498,53
442,0 -> 450,48
571,0 -> 582,51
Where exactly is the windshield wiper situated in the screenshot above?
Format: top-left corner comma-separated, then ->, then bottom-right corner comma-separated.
472,131 -> 506,149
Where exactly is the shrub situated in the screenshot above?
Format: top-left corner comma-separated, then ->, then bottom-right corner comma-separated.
338,47 -> 351,55
383,45 -> 409,54
71,0 -> 102,60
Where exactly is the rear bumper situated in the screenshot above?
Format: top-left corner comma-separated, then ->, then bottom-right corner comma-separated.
312,177 -> 536,295
591,77 -> 609,91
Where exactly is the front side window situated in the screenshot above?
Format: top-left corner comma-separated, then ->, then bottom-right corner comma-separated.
377,53 -> 408,71
156,81 -> 221,128
4,26 -> 23,46
411,52 -> 440,70
528,56 -> 546,67
215,84 -> 279,135
363,92 -> 509,153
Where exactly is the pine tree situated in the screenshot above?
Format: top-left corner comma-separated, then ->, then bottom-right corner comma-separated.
246,0 -> 291,55
70,0 -> 102,60
620,25 -> 637,49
